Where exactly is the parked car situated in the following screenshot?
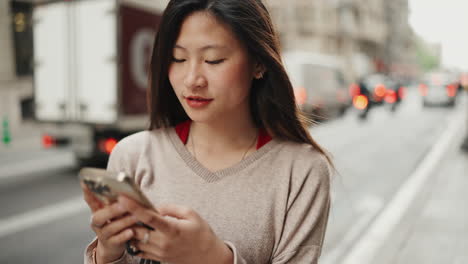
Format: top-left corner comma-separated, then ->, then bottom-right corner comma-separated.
419,71 -> 458,107
283,51 -> 351,121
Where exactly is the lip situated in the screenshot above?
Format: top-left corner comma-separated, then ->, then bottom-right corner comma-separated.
184,96 -> 213,108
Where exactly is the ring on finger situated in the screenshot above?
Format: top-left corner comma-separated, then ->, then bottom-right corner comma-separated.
141,230 -> 151,244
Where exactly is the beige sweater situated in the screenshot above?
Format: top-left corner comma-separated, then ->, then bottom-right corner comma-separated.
84,127 -> 331,264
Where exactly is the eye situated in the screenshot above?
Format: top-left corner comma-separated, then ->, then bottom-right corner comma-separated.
206,59 -> 225,65
172,57 -> 186,63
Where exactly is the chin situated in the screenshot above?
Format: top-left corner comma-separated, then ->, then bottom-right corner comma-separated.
185,110 -> 220,124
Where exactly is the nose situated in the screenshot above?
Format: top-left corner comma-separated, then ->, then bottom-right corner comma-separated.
183,63 -> 207,89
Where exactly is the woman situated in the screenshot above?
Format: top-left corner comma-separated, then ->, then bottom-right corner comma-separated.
82,0 -> 332,263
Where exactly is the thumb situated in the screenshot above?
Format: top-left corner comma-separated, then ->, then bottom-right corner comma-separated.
80,182 -> 103,212
157,204 -> 197,220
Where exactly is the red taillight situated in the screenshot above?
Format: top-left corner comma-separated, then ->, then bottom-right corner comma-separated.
446,84 -> 457,97
349,83 -> 361,97
99,138 -> 118,154
398,87 -> 406,99
353,95 -> 369,110
374,84 -> 386,98
385,90 -> 397,104
42,134 -> 55,148
419,84 -> 428,96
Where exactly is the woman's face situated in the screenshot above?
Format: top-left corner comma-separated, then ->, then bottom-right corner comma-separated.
168,11 -> 257,123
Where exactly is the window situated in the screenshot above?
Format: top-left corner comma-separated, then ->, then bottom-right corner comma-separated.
11,1 -> 34,76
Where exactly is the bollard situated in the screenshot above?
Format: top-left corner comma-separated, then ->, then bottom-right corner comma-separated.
2,116 -> 11,146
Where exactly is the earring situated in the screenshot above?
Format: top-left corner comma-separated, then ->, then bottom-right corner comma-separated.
255,71 -> 264,79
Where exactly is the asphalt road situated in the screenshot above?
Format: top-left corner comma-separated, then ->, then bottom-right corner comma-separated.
0,89 -> 465,263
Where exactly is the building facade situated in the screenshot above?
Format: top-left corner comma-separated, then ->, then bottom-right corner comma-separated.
0,0 -> 33,131
266,0 -> 414,79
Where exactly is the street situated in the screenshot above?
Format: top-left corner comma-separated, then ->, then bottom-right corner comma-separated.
0,89 -> 466,263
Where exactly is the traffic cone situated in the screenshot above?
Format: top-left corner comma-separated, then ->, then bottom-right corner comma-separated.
2,116 -> 11,146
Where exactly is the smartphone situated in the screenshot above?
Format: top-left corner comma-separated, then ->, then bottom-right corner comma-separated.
79,167 -> 155,210
80,167 -> 159,259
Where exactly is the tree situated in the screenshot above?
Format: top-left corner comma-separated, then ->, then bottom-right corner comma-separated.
414,36 -> 440,72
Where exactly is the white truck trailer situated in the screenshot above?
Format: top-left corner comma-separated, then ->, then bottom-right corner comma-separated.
33,0 -> 167,166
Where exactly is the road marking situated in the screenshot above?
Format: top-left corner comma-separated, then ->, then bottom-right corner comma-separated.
321,195 -> 383,264
341,111 -> 464,264
0,196 -> 87,238
0,151 -> 76,181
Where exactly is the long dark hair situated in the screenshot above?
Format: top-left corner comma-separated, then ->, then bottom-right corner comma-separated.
147,0 -> 333,165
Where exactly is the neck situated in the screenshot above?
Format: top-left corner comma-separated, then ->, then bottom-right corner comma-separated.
190,115 -> 258,153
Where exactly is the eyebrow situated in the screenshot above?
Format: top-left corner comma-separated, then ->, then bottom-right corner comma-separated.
174,44 -> 227,51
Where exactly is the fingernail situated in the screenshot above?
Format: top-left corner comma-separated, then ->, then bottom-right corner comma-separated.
115,203 -> 125,211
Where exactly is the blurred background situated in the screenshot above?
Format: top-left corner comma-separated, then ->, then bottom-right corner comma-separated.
0,0 -> 467,263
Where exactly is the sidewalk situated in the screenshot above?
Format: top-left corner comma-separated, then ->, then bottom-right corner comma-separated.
372,125 -> 468,264
0,120 -> 42,152
0,121 -> 76,183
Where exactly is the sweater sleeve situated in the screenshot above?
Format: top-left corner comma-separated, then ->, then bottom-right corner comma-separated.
271,155 -> 331,264
83,141 -> 141,264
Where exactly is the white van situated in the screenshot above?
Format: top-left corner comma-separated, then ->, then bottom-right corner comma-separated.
282,51 -> 351,120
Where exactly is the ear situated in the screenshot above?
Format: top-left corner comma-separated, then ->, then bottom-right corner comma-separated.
253,62 -> 266,79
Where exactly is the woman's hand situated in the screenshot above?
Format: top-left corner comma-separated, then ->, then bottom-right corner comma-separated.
118,196 -> 233,264
81,183 -> 139,264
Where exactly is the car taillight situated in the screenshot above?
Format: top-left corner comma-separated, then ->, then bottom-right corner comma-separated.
385,90 -> 397,104
42,134 -> 55,148
353,95 -> 369,110
374,84 -> 386,98
446,84 -> 457,97
398,87 -> 406,99
349,83 -> 361,97
419,84 -> 428,96
98,138 -> 118,154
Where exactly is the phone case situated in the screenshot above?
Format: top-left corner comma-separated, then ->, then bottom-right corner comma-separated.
79,167 -> 155,210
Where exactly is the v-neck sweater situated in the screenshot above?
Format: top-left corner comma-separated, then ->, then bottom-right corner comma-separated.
84,127 -> 331,264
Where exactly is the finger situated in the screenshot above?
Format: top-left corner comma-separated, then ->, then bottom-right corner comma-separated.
132,227 -> 164,245
91,203 -> 127,228
133,232 -> 164,258
157,204 -> 196,220
100,214 -> 140,240
81,182 -> 103,212
138,251 -> 165,263
118,196 -> 171,232
132,228 -> 170,259
107,228 -> 134,246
